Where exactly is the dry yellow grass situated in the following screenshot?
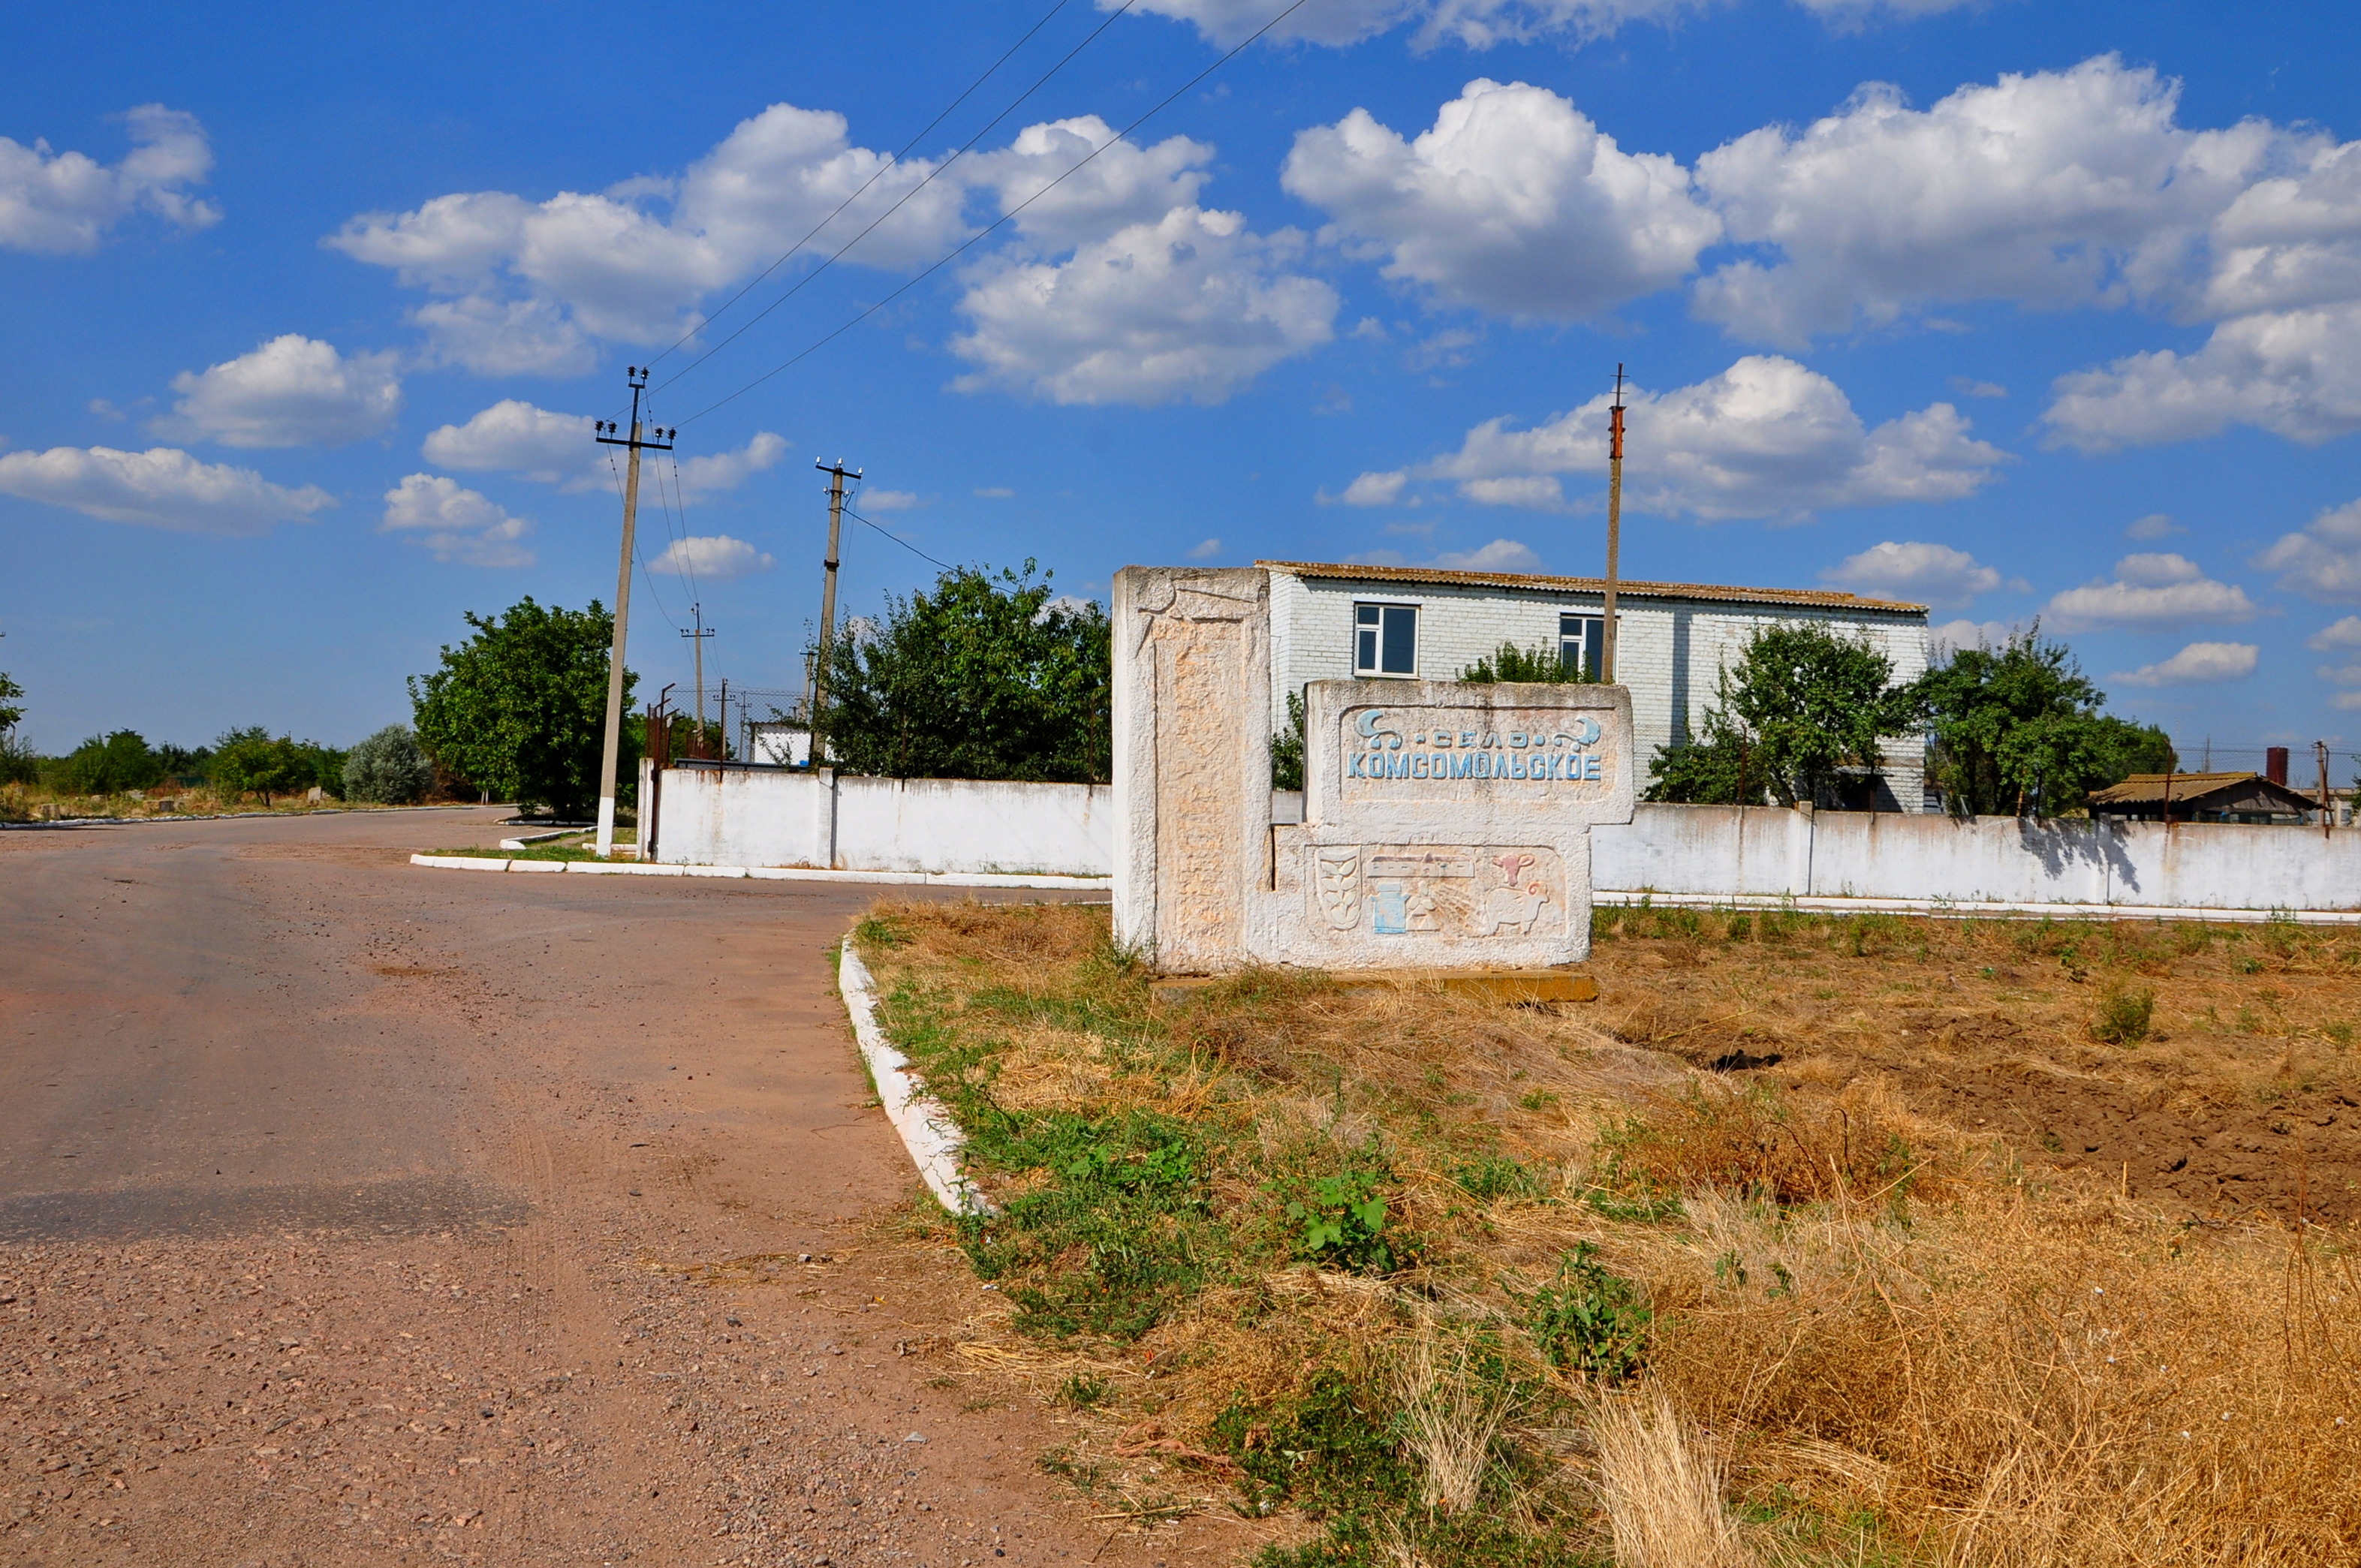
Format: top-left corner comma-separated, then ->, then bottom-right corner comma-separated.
859,899 -> 2361,1567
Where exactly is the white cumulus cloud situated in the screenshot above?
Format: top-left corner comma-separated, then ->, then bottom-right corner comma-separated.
1281,79 -> 1719,320
950,206 -> 1337,406
2043,301 -> 2361,450
649,534 -> 774,581
0,105 -> 218,254
2041,553 -> 2260,631
1113,0 -> 1971,50
1380,355 -> 2005,521
1930,618 -> 2018,656
328,102 -> 974,369
423,399 -> 597,485
1691,56 -> 2287,346
2308,615 -> 2361,652
674,432 -> 789,500
1431,537 -> 1545,572
380,474 -> 533,567
154,335 -> 402,449
1820,540 -> 2001,608
2254,498 -> 2361,603
2110,641 -> 2259,687
0,445 -> 332,534
860,489 -> 920,512
966,118 -> 1213,252
2125,512 -> 2183,540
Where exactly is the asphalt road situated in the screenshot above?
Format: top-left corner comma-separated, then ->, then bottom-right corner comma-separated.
0,809 -> 1208,1567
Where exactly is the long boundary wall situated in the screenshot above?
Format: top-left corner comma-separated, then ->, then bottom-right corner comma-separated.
1591,804 -> 2361,912
647,764 -> 1111,878
644,769 -> 2359,913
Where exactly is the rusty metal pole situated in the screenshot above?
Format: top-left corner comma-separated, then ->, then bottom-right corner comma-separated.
1602,364 -> 1626,685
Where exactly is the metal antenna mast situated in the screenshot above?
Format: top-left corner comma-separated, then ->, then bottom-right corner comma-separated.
809,459 -> 861,768
1602,363 -> 1627,685
592,369 -> 675,856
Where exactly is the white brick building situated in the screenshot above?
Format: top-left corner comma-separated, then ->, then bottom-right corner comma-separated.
1262,560 -> 1932,810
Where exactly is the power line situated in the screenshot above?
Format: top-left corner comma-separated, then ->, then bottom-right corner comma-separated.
639,0 -> 1080,378
648,0 -> 1140,406
672,0 -> 1313,429
845,504 -> 958,572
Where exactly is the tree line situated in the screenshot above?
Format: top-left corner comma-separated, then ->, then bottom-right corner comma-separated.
0,573 -> 2181,824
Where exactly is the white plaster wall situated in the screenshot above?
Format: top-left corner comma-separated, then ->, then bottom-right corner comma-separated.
649,766 -> 1107,877
1266,570 -> 1929,808
833,775 -> 1111,877
1593,804 -> 2361,910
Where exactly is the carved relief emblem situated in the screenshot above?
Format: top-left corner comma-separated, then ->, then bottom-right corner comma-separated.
1313,846 -> 1363,929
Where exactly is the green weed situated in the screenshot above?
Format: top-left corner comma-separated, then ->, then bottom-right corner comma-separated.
1513,1243 -> 1651,1384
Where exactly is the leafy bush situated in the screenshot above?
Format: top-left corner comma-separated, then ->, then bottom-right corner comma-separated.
344,724 -> 433,804
1282,1167 -> 1405,1274
50,730 -> 166,795
1459,642 -> 1589,683
2091,984 -> 2157,1045
209,727 -> 330,803
1514,1243 -> 1651,1383
0,731 -> 39,787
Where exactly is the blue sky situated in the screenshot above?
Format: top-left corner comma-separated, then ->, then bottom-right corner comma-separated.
6,0 -> 2361,768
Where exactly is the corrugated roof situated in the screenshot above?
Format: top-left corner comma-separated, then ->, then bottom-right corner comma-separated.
2088,772 -> 2320,809
1257,559 -> 1928,615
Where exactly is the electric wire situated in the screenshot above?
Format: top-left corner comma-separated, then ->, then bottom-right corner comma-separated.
844,504 -> 959,573
607,453 -> 682,631
670,0 -> 1311,429
646,0 -> 1140,406
640,0 -> 1079,375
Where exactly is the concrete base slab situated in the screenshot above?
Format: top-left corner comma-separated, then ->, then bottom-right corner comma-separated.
1152,966 -> 1597,1004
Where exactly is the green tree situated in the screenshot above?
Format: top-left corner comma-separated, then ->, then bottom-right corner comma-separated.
816,563 -> 1110,782
209,727 -> 310,804
344,724 -> 433,805
52,730 -> 167,795
411,598 -> 634,817
1647,624 -> 1910,807
1271,689 -> 1305,792
0,670 -> 23,733
1906,627 -> 2176,817
1458,642 -> 1593,683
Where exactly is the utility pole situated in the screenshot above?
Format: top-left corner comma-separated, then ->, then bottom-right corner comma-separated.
682,603 -> 715,753
1601,363 -> 1627,685
2319,739 -> 2335,838
592,369 -> 675,856
809,459 -> 860,768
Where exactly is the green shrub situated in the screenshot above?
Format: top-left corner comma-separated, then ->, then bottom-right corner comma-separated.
1514,1243 -> 1651,1383
1283,1167 -> 1405,1274
2091,984 -> 2157,1045
344,724 -> 433,804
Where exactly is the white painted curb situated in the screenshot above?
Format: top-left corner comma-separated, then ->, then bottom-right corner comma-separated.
1596,889 -> 2361,926
407,852 -> 1109,892
836,940 -> 990,1217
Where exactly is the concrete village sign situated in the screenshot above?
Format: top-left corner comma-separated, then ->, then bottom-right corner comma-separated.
1111,566 -> 1635,974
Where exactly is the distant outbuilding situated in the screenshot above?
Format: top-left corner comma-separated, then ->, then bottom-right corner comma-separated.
2087,772 -> 2323,825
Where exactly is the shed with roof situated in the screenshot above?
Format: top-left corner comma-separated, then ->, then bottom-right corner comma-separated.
2087,772 -> 2324,825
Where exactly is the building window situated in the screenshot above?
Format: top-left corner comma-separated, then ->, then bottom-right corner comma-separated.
1559,613 -> 1604,680
1355,602 -> 1418,676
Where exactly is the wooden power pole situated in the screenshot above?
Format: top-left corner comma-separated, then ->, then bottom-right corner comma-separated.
808,459 -> 860,767
1602,363 -> 1627,685
592,369 -> 674,856
682,603 -> 715,752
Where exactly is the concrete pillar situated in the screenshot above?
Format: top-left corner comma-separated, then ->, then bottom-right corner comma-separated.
1110,567 -> 1272,974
